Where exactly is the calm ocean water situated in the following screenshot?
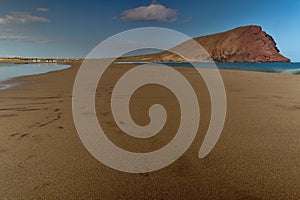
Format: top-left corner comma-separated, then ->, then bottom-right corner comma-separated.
1,62 -> 299,90
0,63 -> 70,89
119,62 -> 300,75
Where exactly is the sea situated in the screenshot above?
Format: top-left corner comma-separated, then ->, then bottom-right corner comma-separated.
118,62 -> 300,75
0,63 -> 70,90
0,62 -> 299,90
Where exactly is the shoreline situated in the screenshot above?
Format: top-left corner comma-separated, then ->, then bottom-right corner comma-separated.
0,61 -> 299,91
0,61 -> 299,93
0,58 -> 300,86
115,61 -> 300,75
0,62 -> 299,199
0,63 -> 72,90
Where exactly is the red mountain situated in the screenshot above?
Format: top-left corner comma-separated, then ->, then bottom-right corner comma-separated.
118,25 -> 290,63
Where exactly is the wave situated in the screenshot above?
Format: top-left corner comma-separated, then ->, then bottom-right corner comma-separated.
273,68 -> 300,74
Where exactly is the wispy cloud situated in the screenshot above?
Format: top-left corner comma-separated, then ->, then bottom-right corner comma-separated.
0,35 -> 28,40
0,33 -> 52,43
121,2 -> 177,22
36,7 -> 49,12
0,12 -> 49,24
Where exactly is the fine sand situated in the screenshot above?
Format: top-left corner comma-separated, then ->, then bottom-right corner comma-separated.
0,62 -> 299,199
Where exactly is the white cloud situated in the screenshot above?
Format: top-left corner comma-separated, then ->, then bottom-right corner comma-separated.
121,2 -> 177,22
0,33 -> 55,43
0,35 -> 28,40
0,12 -> 49,24
36,7 -> 49,12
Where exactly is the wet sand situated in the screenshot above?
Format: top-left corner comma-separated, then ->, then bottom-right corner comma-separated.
0,62 -> 299,199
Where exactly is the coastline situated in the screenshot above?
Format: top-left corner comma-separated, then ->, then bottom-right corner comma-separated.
0,62 -> 299,199
115,62 -> 300,75
1,61 -> 299,92
0,63 -> 72,90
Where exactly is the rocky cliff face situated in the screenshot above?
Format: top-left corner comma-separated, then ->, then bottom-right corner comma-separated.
118,26 -> 290,63
193,25 -> 290,62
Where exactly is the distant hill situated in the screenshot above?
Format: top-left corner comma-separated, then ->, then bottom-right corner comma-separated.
117,26 -> 290,63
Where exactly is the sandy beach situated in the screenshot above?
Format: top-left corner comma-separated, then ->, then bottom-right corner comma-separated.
0,62 -> 299,199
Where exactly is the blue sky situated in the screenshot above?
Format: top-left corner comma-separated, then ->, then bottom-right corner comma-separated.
0,0 -> 299,61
